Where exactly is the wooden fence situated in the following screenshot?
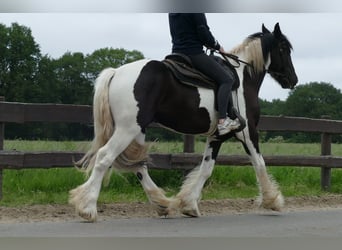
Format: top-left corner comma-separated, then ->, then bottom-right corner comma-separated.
1,97 -> 342,199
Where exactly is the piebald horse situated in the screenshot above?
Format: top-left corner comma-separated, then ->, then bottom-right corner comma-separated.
69,23 -> 298,221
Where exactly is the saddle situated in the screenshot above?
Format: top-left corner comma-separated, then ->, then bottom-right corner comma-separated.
162,53 -> 240,91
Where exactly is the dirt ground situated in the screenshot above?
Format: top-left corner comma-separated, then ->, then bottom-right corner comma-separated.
1,194 -> 342,223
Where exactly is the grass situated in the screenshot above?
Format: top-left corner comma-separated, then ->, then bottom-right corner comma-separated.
1,140 -> 342,206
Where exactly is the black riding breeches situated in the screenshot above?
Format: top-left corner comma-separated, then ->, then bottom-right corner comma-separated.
188,53 -> 234,119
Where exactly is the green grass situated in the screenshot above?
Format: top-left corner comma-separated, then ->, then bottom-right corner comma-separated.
1,140 -> 342,206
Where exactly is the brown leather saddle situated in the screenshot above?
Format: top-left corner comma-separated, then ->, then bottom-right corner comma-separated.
162,53 -> 240,91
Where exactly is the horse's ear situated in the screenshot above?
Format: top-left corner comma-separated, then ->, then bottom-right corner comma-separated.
262,24 -> 271,34
273,22 -> 282,37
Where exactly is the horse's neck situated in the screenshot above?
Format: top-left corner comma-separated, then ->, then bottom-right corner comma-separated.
230,37 -> 266,74
234,52 -> 266,102
229,37 -> 269,104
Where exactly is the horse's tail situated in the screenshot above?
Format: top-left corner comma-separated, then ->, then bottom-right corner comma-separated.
75,67 -> 116,175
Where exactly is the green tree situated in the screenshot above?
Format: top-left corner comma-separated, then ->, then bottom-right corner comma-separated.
54,52 -> 92,105
85,48 -> 144,82
0,23 -> 41,102
259,98 -> 286,116
285,82 -> 342,119
34,55 -> 60,103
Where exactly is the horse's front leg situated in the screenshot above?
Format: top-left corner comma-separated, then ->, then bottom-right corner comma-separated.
250,151 -> 284,211
238,133 -> 284,211
175,137 -> 221,217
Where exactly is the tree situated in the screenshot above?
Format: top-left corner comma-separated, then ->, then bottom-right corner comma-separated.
285,82 -> 342,120
54,52 -> 92,105
34,55 -> 60,103
85,48 -> 144,82
259,98 -> 286,116
0,23 -> 41,102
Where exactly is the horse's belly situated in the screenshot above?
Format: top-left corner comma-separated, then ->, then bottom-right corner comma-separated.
157,88 -> 217,135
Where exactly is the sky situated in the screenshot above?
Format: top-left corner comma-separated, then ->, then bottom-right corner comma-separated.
1,12 -> 342,101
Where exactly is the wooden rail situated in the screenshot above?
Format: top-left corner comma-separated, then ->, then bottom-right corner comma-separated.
1,98 -> 342,199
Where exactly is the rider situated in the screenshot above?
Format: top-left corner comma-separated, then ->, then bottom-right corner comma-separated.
168,13 -> 241,135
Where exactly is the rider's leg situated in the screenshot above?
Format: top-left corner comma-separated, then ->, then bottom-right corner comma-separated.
188,53 -> 241,135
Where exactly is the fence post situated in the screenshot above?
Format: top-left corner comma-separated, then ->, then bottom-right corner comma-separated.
182,135 -> 195,176
0,96 -> 4,200
183,135 -> 195,153
320,116 -> 332,191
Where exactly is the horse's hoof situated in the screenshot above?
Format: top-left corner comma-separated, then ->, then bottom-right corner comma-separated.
78,210 -> 97,222
258,192 -> 284,212
182,209 -> 200,217
73,203 -> 98,222
180,200 -> 201,217
69,186 -> 98,222
156,205 -> 170,217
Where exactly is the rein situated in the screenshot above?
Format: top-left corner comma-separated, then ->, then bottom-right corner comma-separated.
207,49 -> 254,70
220,52 -> 254,69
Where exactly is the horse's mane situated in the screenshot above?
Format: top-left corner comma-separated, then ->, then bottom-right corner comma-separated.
229,32 -> 266,74
229,31 -> 293,75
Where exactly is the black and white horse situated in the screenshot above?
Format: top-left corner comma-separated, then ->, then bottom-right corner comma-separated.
69,23 -> 298,222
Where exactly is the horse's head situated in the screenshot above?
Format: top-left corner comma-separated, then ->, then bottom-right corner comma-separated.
262,23 -> 298,89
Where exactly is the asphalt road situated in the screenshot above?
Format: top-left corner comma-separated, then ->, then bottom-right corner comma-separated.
1,209 -> 342,237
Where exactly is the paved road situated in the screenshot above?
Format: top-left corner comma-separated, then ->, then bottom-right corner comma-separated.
1,209 -> 342,237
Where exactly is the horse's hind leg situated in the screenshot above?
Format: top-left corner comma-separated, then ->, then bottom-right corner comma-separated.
132,134 -> 176,217
69,127 -> 140,222
134,165 -> 177,217
175,137 -> 219,217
